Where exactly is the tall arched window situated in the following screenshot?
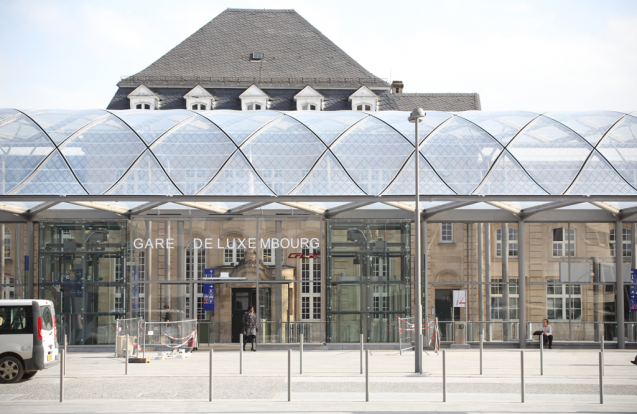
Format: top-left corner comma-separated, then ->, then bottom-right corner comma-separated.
552,228 -> 575,257
3,227 -> 10,260
496,227 -> 518,257
186,243 -> 206,320
300,246 -> 321,321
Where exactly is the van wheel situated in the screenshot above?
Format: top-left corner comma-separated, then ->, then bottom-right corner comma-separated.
21,371 -> 37,380
0,356 -> 24,383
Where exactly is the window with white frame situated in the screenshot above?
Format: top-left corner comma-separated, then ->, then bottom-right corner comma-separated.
128,85 -> 158,110
552,228 -> 575,257
496,227 -> 519,258
490,278 -> 519,320
610,228 -> 631,257
114,258 -> 123,283
262,248 -> 274,265
348,86 -> 379,111
191,103 -> 207,110
135,103 -> 151,110
246,103 -> 262,110
239,85 -> 269,111
224,240 -> 245,266
294,86 -> 323,111
184,85 -> 214,110
440,223 -> 453,243
114,287 -> 124,312
4,227 -> 10,260
356,104 -> 371,111
371,255 -> 388,278
186,245 -> 206,319
301,104 -> 317,110
372,285 -> 390,321
301,247 -> 320,320
546,279 -> 582,320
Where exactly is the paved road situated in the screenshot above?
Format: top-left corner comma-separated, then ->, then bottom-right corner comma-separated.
1,348 -> 635,413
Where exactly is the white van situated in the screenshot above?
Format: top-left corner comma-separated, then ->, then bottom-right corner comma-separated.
0,300 -> 59,383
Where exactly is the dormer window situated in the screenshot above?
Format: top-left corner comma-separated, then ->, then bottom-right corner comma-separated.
128,85 -> 159,110
184,85 -> 214,111
349,85 -> 379,112
294,86 -> 324,111
239,85 -> 269,111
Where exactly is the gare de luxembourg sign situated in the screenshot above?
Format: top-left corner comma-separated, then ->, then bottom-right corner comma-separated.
133,237 -> 320,251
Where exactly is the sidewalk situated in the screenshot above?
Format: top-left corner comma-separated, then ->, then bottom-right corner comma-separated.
1,348 -> 635,413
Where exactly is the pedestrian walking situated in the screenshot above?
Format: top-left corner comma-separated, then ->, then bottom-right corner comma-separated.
242,306 -> 258,352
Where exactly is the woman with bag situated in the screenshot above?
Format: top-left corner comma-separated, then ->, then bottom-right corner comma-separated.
242,306 -> 258,352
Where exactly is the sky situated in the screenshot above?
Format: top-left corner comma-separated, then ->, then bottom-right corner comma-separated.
0,0 -> 636,112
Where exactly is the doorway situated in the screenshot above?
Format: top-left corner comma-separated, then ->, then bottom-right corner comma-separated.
435,289 -> 461,341
232,288 -> 257,342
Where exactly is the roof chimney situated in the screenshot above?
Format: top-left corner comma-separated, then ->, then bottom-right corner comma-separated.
391,80 -> 404,94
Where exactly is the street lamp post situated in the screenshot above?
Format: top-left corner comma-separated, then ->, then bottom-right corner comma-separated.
409,108 -> 425,373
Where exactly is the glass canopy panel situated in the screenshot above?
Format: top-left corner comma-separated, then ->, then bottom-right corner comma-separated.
0,109 -> 18,123
543,111 -> 625,147
293,151 -> 365,195
284,111 -> 367,146
113,109 -> 193,145
458,110 -> 538,146
331,116 -> 413,195
367,110 -> 452,145
420,117 -> 502,195
108,150 -> 180,195
199,152 -> 274,196
0,114 -> 55,194
150,114 -> 236,195
597,115 -> 637,187
383,152 -> 454,195
475,151 -> 547,195
26,109 -> 106,145
59,114 -> 146,194
507,116 -> 592,194
567,151 -> 637,195
199,110 -> 282,146
241,115 -> 325,195
12,150 -> 86,195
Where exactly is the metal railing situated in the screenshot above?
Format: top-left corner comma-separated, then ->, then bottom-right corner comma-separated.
118,75 -> 389,87
260,321 -> 325,343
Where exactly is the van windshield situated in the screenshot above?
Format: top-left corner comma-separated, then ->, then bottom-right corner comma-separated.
0,306 -> 33,334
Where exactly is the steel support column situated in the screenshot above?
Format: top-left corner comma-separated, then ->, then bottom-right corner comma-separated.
485,223 -> 492,341
502,223 -> 509,342
518,221 -> 526,348
478,223 -> 483,336
616,221 -> 625,349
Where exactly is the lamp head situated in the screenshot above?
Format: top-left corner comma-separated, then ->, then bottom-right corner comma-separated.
408,108 -> 425,123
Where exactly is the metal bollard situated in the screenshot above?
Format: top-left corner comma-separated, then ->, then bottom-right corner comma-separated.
365,349 -> 369,402
209,349 -> 213,402
479,333 -> 483,375
63,334 -> 67,376
300,333 -> 303,375
360,334 -> 364,375
540,334 -> 544,376
287,349 -> 291,402
442,349 -> 447,402
143,323 -> 146,359
600,336 -> 604,376
125,334 -> 129,375
240,333 -> 243,375
521,351 -> 525,403
419,333 -> 424,374
599,352 -> 604,404
59,349 -> 64,403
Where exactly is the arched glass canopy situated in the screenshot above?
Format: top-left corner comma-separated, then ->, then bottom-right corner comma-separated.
1,109 -> 636,197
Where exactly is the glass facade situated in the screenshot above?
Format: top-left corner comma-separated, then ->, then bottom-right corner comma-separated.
0,217 -> 636,345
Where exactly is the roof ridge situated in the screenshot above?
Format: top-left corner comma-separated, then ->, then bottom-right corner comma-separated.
224,8 -> 296,12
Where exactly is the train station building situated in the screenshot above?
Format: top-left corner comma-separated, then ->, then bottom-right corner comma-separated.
0,9 -> 636,349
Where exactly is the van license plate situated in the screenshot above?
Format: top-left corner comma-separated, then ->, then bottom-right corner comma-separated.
48,355 -> 52,361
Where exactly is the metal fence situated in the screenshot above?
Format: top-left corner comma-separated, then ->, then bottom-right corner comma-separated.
115,318 -> 142,357
142,319 -> 198,353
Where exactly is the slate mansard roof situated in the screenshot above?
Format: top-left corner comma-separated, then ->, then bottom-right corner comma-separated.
107,9 -> 480,112
118,9 -> 385,89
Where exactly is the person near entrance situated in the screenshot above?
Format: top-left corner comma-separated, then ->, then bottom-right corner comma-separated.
242,306 -> 258,352
164,304 -> 173,322
539,318 -> 553,349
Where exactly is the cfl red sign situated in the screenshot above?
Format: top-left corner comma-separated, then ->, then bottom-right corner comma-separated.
288,253 -> 320,259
